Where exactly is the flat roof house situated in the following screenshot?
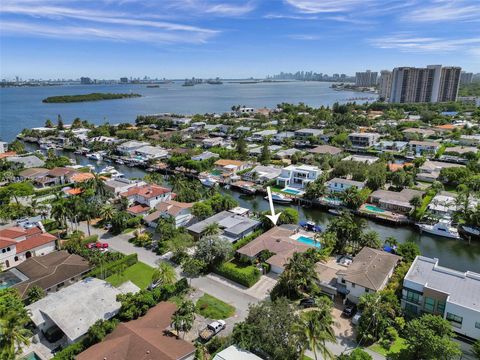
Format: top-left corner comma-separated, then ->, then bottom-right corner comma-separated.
27,278 -> 139,344
117,140 -> 150,155
104,178 -> 147,196
326,178 -> 365,193
12,250 -> 91,299
243,165 -> 282,183
276,164 -> 321,189
214,159 -> 248,174
295,128 -> 323,139
134,145 -> 169,160
203,137 -> 224,148
409,140 -> 440,156
369,188 -> 424,213
402,256 -> 480,340
427,191 -> 458,219
77,302 -> 195,360
251,129 -> 278,142
187,209 -> 261,242
459,135 -> 480,146
342,154 -> 379,165
191,151 -> 220,161
337,247 -> 401,304
213,345 -> 263,360
348,132 -> 380,148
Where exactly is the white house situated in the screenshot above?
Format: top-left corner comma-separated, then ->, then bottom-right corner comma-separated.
103,178 -> 147,196
416,160 -> 465,182
459,135 -> 480,146
251,129 -> 278,142
117,140 -> 150,155
0,141 -> 8,154
134,145 -> 168,160
326,178 -> 365,193
294,128 -> 323,139
348,132 -> 381,148
337,247 -> 401,304
409,140 -> 440,156
144,200 -> 194,228
120,183 -> 173,208
213,345 -> 263,360
0,226 -> 57,269
203,137 -> 224,148
402,256 -> 480,340
276,164 -> 321,189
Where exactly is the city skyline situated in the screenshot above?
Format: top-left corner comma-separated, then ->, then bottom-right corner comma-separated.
1,0 -> 480,79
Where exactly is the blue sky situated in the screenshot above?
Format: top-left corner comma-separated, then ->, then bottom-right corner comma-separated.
1,0 -> 479,79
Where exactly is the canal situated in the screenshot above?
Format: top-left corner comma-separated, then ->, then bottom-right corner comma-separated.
35,146 -> 480,273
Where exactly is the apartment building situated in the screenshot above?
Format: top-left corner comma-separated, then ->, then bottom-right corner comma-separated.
402,256 -> 480,340
389,65 -> 461,103
355,70 -> 378,87
378,70 -> 392,100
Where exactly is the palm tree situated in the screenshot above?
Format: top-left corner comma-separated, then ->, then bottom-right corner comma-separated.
151,262 -> 177,286
203,222 -> 220,237
0,310 -> 32,359
51,198 -> 69,233
171,300 -> 195,339
298,304 -> 336,360
99,204 -> 115,223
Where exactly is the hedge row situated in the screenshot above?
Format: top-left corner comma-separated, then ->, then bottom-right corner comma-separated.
214,261 -> 260,288
232,229 -> 264,251
87,253 -> 138,279
33,183 -> 74,197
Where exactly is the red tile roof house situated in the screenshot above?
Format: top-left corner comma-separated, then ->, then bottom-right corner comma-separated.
120,184 -> 173,208
0,226 -> 57,269
144,200 -> 194,228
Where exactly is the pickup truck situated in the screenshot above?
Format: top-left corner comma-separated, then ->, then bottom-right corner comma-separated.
199,320 -> 226,341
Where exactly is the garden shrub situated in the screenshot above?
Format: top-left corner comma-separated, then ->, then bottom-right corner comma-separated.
214,261 -> 260,288
87,253 -> 138,279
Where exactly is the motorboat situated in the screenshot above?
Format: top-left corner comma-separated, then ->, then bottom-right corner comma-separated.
87,152 -> 103,161
459,225 -> 480,239
328,208 -> 342,216
116,159 -> 125,165
299,220 -> 322,232
200,177 -> 218,188
417,220 -> 461,240
99,166 -> 124,178
265,193 -> 292,204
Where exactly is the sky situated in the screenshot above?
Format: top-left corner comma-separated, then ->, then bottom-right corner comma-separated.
0,0 -> 479,79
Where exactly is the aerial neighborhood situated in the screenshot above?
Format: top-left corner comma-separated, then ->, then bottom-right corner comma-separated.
1,97 -> 480,360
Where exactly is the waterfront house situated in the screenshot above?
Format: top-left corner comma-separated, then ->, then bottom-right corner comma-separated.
337,247 -> 401,304
369,188 -> 424,213
214,159 -> 248,175
144,200 -> 194,228
294,128 -> 323,139
187,208 -> 261,242
103,178 -> 146,196
273,148 -> 302,160
402,256 -> 480,340
416,160 -> 465,182
203,137 -> 224,148
117,140 -> 150,155
348,132 -> 380,148
18,168 -> 50,182
134,145 -> 168,160
375,140 -> 408,152
243,165 -> 282,183
7,155 -> 45,169
326,178 -> 365,193
251,129 -> 278,142
308,145 -> 343,156
427,191 -> 458,219
120,183 -> 173,208
191,151 -> 220,161
11,250 -> 91,299
0,225 -> 57,269
236,225 -> 310,274
76,302 -> 195,360
342,154 -> 379,165
27,278 -> 139,345
88,136 -> 119,145
272,131 -> 295,144
408,140 -> 440,156
276,164 -> 321,189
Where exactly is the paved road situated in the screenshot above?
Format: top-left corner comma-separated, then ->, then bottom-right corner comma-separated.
77,222 -> 385,359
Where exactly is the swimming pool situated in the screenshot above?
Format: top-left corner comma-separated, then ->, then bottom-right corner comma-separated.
296,236 -> 321,248
282,188 -> 302,195
0,270 -> 23,290
365,205 -> 385,213
22,352 -> 42,360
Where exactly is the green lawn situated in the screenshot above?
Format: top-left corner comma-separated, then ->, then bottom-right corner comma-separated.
195,293 -> 236,319
369,337 -> 407,356
106,262 -> 155,289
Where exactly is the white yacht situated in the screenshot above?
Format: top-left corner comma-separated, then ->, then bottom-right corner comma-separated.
264,193 -> 293,204
200,177 -> 218,188
87,152 -> 103,161
417,220 -> 461,240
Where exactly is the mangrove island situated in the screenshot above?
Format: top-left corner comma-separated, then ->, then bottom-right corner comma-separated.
42,92 -> 142,103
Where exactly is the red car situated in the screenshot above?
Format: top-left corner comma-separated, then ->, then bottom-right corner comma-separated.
86,242 -> 109,250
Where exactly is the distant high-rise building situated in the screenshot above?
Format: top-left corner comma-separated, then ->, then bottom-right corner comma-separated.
80,77 -> 93,85
355,70 -> 378,87
120,77 -> 129,84
460,71 -> 473,85
389,65 -> 461,103
378,70 -> 392,101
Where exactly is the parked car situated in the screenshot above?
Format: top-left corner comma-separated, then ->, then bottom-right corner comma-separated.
199,320 -> 226,341
299,298 -> 316,308
86,242 -> 109,250
352,312 -> 362,325
342,302 -> 357,318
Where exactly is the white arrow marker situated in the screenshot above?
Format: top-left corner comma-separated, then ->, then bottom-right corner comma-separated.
265,186 -> 281,226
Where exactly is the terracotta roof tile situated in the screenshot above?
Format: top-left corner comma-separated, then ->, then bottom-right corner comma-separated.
15,233 -> 57,253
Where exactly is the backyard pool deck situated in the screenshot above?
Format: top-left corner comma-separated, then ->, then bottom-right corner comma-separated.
359,204 -> 410,224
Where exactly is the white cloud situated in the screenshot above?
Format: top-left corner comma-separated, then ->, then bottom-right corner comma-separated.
404,0 -> 480,22
287,34 -> 322,40
284,0 -> 374,13
369,33 -> 480,53
164,0 -> 256,17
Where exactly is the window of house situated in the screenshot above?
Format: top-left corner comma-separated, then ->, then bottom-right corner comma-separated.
406,290 -> 421,304
446,313 -> 463,328
365,288 -> 369,293
475,322 -> 480,330
341,279 -> 345,284
14,256 -> 18,262
424,297 -> 435,312
351,283 -> 355,288
436,301 -> 445,314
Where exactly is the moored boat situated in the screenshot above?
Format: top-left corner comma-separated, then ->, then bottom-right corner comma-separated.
417,220 -> 461,240
200,177 -> 218,188
328,209 -> 342,216
265,193 -> 292,204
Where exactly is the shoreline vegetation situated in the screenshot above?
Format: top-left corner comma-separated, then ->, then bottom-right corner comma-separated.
42,92 -> 142,103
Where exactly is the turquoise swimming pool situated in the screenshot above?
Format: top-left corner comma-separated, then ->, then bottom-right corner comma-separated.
365,205 -> 385,213
0,271 -> 23,290
22,352 -> 42,360
283,188 -> 302,195
296,236 -> 321,248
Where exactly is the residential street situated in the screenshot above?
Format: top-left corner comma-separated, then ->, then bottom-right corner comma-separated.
76,222 -> 384,359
